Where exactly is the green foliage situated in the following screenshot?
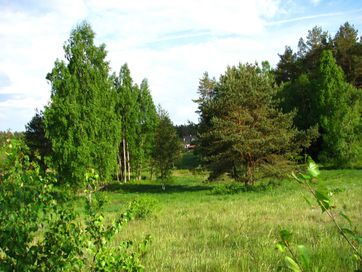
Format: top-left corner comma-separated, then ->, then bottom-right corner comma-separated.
196,63 -> 300,184
114,64 -> 140,182
210,179 -> 280,195
276,229 -> 309,272
276,22 -> 362,164
176,151 -> 201,170
0,139 -> 83,271
114,66 -> 158,182
83,172 -> 151,271
24,110 -> 52,169
210,183 -> 245,195
151,107 -> 181,180
0,131 -> 23,148
333,22 -> 362,88
44,22 -> 121,185
317,50 -> 362,166
127,197 -> 158,220
175,122 -> 198,139
288,159 -> 362,270
135,79 -> 158,179
0,140 -> 150,271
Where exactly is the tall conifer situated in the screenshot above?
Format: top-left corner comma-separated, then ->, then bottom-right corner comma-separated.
196,63 -> 299,184
317,50 -> 362,166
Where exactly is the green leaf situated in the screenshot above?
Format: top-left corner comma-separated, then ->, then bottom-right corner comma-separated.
342,228 -> 362,245
353,254 -> 362,262
291,172 -> 302,183
315,190 -> 331,212
300,174 -> 311,181
307,159 -> 320,178
297,245 -> 310,268
276,242 -> 286,253
280,229 -> 293,243
285,256 -> 302,272
339,211 -> 352,226
341,228 -> 355,236
302,195 -> 312,207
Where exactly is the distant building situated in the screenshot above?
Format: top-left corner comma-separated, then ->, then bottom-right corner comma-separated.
183,134 -> 196,150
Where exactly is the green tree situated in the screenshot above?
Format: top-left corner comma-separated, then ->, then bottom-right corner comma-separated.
114,64 -> 140,182
194,72 -> 217,166
333,22 -> 362,88
317,50 -> 362,166
135,79 -> 158,179
24,110 -> 52,169
44,22 -> 121,184
175,122 -> 198,139
275,22 -> 362,161
196,63 -> 300,184
114,66 -> 158,182
151,107 -> 181,180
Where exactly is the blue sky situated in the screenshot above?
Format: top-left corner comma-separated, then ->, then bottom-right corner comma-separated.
0,0 -> 361,131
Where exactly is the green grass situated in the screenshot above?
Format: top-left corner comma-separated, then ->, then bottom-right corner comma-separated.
88,169 -> 362,271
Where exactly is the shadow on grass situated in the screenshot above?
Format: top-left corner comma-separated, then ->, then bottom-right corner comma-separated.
102,183 -> 212,194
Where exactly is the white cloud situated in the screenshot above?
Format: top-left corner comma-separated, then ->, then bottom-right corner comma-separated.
310,0 -> 321,5
0,0 -> 358,130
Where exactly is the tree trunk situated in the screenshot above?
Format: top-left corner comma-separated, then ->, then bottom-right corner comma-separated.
246,154 -> 255,186
117,152 -> 121,183
127,141 -> 131,181
150,164 -> 153,180
123,137 -> 127,183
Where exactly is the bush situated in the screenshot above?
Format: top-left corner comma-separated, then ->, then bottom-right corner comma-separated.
0,140 -> 150,271
210,180 -> 280,195
128,197 -> 158,220
210,183 -> 245,195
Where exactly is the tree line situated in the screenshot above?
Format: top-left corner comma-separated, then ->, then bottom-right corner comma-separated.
195,22 -> 362,184
3,21 -> 361,186
23,22 -> 181,185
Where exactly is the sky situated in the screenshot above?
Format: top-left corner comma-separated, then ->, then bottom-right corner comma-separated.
0,0 -> 361,131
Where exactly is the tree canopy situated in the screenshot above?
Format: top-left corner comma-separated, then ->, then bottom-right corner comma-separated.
44,22 -> 121,184
196,63 -> 300,184
151,107 -> 181,180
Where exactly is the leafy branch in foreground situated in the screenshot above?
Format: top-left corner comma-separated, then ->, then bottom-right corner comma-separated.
0,139 -> 151,271
276,229 -> 310,272
277,159 -> 362,271
84,169 -> 152,271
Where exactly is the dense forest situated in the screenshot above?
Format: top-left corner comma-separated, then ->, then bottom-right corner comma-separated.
0,21 -> 361,271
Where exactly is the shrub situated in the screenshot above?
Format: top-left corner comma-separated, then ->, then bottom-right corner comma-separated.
0,140 -> 150,271
128,197 -> 158,220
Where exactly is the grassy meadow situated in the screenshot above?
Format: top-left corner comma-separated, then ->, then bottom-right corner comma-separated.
79,155 -> 362,272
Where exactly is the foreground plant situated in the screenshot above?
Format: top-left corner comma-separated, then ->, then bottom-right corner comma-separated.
276,159 -> 362,271
84,169 -> 151,271
276,229 -> 310,272
0,139 -> 150,271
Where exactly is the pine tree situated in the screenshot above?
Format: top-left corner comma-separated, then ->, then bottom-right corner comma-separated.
44,22 -> 121,184
333,22 -> 362,88
196,63 -> 299,184
194,72 -> 218,166
275,46 -> 299,84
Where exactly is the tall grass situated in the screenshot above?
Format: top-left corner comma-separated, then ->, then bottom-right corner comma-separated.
94,169 -> 362,271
